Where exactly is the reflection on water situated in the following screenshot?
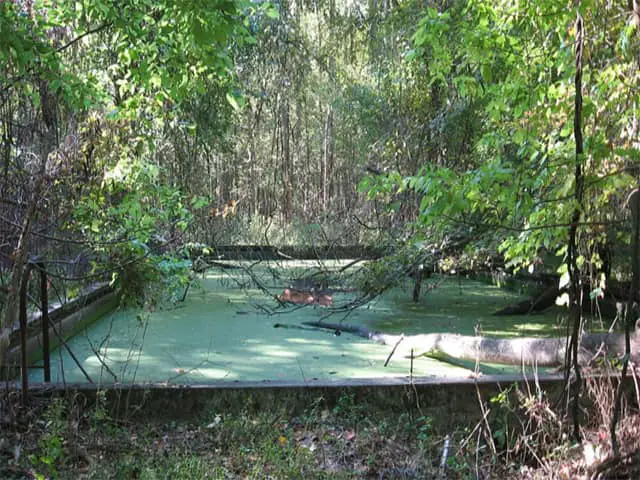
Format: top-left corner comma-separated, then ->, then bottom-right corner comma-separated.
31,262 -> 564,384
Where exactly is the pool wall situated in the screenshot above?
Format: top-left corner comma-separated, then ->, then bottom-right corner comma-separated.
14,372 -> 638,432
6,287 -> 118,368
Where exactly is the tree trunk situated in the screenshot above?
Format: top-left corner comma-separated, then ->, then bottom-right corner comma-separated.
302,320 -> 640,368
567,8 -> 585,441
493,286 -> 561,315
321,106 -> 333,211
611,189 -> 640,455
281,99 -> 293,222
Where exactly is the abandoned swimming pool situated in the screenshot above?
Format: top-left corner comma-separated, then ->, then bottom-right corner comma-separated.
28,263 -> 565,385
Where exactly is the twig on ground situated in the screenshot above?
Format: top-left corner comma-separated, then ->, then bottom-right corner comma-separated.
459,408 -> 491,452
475,383 -> 496,455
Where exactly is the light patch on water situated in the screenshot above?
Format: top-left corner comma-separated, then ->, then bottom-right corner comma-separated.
285,338 -> 333,345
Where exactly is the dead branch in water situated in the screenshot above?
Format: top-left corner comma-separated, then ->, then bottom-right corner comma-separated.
302,320 -> 640,368
384,334 -> 405,367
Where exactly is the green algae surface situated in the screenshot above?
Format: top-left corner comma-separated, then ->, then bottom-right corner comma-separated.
31,262 -> 567,384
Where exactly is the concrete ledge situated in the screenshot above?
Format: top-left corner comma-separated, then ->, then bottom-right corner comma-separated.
8,283 -> 113,347
6,291 -> 119,365
0,373 -> 570,428
18,371 -> 565,389
4,372 -> 635,431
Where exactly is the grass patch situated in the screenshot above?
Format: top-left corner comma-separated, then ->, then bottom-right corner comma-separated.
2,391 -> 448,479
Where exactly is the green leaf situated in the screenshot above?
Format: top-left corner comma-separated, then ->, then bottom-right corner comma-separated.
265,4 -> 280,19
226,91 -> 245,111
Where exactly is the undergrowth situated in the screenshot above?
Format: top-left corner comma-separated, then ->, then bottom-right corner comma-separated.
1,376 -> 639,479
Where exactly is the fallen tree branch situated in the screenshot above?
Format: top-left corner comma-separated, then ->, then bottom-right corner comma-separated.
273,322 -> 338,335
303,321 -> 640,367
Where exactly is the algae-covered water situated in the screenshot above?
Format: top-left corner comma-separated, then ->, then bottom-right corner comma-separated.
30,261 -> 567,385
